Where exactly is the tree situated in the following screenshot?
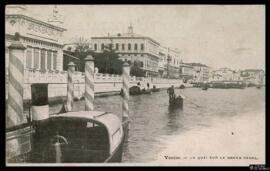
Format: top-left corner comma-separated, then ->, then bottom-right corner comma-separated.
130,61 -> 145,77
72,37 -> 123,74
73,37 -> 94,72
94,50 -> 123,75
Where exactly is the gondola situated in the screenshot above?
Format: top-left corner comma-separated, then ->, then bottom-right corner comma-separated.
141,88 -> 152,94
31,111 -> 125,163
202,86 -> 208,90
169,95 -> 184,109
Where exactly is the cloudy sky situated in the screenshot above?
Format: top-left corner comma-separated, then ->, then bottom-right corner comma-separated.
23,5 -> 265,70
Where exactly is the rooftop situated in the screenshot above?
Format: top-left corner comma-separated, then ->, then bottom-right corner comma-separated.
92,24 -> 160,45
243,69 -> 264,73
185,63 -> 208,67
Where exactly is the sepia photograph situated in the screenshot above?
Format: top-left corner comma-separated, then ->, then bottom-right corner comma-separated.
5,4 -> 265,166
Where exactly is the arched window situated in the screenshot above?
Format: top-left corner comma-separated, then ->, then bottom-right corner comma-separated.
141,44 -> 144,51
134,44 -> 138,50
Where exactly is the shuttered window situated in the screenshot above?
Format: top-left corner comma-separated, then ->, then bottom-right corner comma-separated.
141,44 -> 144,51
26,48 -> 32,68
40,49 -> 46,70
47,50 -> 52,70
34,48 -> 40,69
53,51 -> 57,70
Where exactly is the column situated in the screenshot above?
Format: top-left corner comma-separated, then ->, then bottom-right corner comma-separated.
67,62 -> 75,111
84,55 -> 95,111
7,33 -> 26,128
122,62 -> 130,122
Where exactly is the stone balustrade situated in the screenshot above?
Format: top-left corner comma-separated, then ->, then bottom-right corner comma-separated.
6,69 -> 186,100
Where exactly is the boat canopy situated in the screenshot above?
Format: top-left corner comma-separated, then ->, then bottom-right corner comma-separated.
51,111 -> 123,154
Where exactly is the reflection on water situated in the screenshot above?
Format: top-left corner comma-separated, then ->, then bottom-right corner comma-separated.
29,87 -> 264,163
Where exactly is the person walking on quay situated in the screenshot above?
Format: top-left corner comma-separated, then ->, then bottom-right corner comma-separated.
167,85 -> 175,101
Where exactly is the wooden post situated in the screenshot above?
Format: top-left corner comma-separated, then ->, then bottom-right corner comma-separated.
84,55 -> 95,111
7,33 -> 26,128
122,62 -> 130,122
67,62 -> 75,111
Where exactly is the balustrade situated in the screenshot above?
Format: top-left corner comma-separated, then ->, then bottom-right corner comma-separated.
22,69 -> 182,85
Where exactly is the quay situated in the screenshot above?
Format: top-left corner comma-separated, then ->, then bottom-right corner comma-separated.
6,69 -> 192,105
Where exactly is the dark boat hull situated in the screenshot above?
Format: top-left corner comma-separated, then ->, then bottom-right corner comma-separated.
169,96 -> 183,109
202,87 -> 208,90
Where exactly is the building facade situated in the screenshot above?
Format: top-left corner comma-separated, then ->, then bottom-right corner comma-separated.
5,5 -> 66,74
209,67 -> 242,82
92,25 -> 163,77
166,48 -> 181,79
179,62 -> 195,82
158,46 -> 181,78
186,63 -> 209,82
241,69 -> 265,85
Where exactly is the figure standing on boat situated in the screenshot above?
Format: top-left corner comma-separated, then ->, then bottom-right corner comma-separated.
167,85 -> 175,101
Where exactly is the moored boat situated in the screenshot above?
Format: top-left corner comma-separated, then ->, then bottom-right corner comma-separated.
31,111 -> 125,163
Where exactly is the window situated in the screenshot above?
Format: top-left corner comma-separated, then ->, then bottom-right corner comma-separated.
134,44 -> 138,50
109,43 -> 113,49
53,51 -> 57,70
34,48 -> 40,69
128,44 -> 131,51
116,43 -> 119,50
141,44 -> 144,51
40,49 -> 46,70
26,48 -> 32,68
141,61 -> 144,67
101,43 -> 105,50
47,50 -> 52,70
122,44 -> 125,50
94,44 -> 97,51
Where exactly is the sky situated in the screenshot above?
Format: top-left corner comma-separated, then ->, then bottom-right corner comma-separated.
20,5 -> 265,70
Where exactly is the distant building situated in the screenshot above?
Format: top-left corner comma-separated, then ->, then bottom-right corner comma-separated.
179,62 -> 195,82
5,5 -> 66,72
186,63 -> 209,82
241,69 -> 265,85
91,24 -> 160,77
158,46 -> 167,77
209,67 -> 242,82
157,46 -> 181,78
166,48 -> 181,79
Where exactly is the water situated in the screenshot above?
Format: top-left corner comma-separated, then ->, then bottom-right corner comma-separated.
26,87 -> 265,163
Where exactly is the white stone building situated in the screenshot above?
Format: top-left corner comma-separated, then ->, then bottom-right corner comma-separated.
91,25 -> 160,77
5,5 -> 66,73
158,46 -> 181,78
179,62 -> 195,82
209,67 -> 243,82
186,63 -> 209,82
241,69 -> 265,85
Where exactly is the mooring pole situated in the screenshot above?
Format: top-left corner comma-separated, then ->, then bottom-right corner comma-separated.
7,33 -> 26,128
122,62 -> 130,122
67,62 -> 75,111
84,55 -> 95,111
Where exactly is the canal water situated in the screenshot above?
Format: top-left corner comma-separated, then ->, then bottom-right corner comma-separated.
28,87 -> 265,164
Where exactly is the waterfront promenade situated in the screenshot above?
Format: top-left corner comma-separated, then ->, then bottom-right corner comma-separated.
6,69 -> 190,102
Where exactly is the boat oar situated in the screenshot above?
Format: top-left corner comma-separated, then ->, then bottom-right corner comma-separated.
180,93 -> 202,108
